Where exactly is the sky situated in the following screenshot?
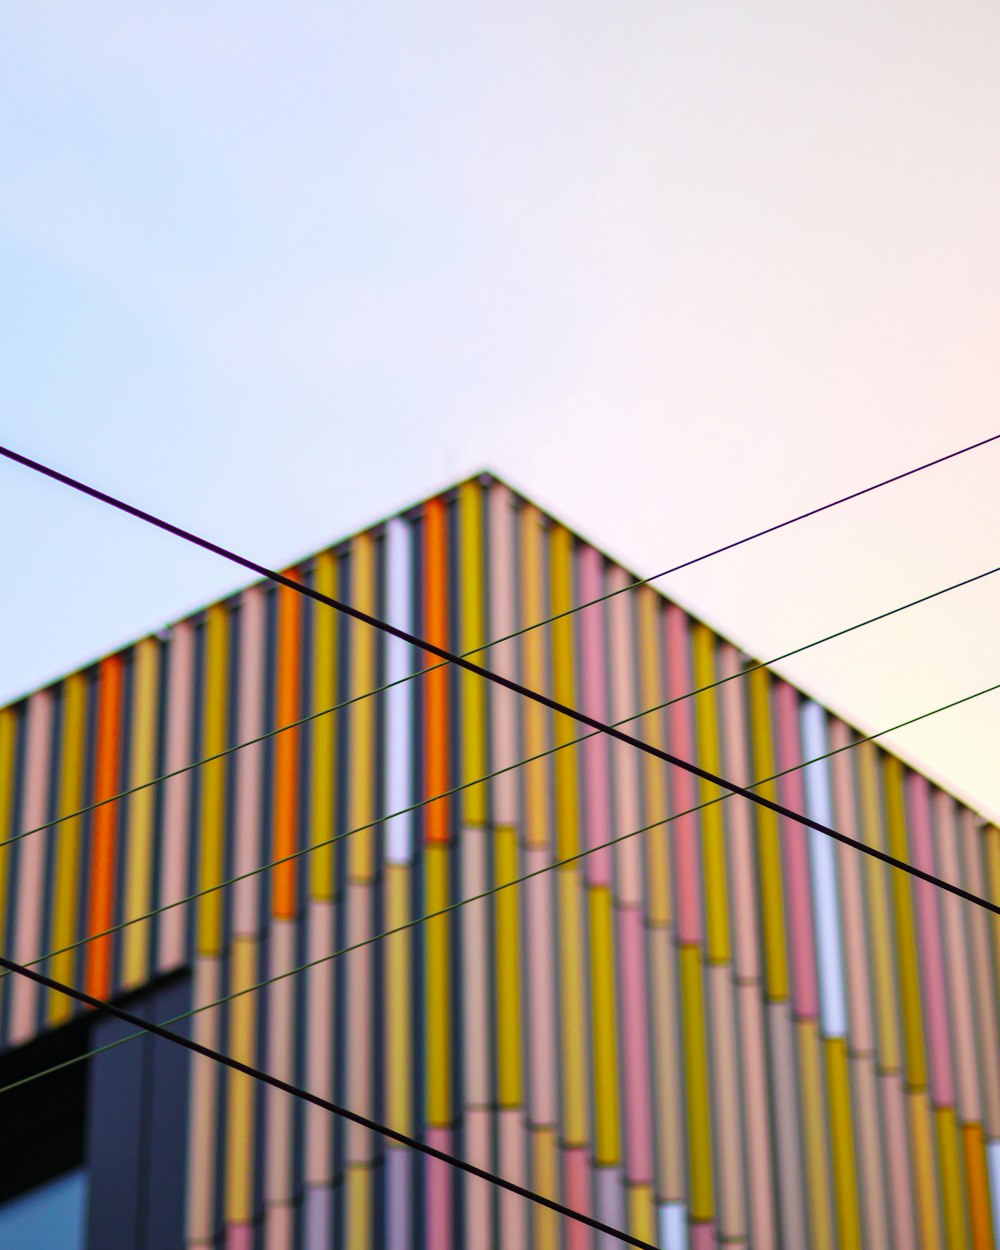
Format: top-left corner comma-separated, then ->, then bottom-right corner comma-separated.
1,4 -> 998,823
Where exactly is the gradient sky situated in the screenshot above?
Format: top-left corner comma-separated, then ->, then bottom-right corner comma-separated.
2,4 -> 998,821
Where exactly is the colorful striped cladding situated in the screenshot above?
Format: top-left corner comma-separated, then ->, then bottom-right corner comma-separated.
0,472 -> 997,1249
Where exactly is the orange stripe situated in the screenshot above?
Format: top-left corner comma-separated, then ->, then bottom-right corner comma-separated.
962,1124 -> 993,1250
424,499 -> 449,843
86,655 -> 124,999
273,570 -> 302,917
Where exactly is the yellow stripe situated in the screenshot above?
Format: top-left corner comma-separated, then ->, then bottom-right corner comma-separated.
909,1090 -> 944,1250
628,1184 -> 656,1244
747,669 -> 788,999
348,535 -> 376,883
693,625 -> 729,962
589,885 -> 621,1164
311,551 -> 338,899
495,826 -> 523,1107
225,936 -> 257,1222
385,866 -> 412,1132
346,1165 -> 373,1250
532,1127 -> 560,1249
425,844 -> 451,1125
637,589 -> 671,926
459,481 -> 488,824
49,677 -> 86,1024
123,638 -> 159,988
936,1107 -> 969,1250
798,1022 -> 834,1250
857,745 -> 901,1072
558,865 -> 590,1145
826,1038 -> 862,1250
550,525 -> 580,861
521,508 -> 550,850
198,605 -> 229,954
884,757 -> 928,1089
680,943 -> 714,1219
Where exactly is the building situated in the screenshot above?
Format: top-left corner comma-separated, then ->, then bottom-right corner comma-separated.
0,471 -> 997,1250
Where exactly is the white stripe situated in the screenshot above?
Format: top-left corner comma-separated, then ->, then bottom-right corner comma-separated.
800,700 -> 848,1038
384,518 -> 414,863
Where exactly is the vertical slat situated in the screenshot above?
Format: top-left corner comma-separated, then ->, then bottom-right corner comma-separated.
691,626 -> 745,1244
549,523 -> 592,1250
382,517 -> 415,1250
197,606 -> 228,957
273,570 -> 303,919
345,534 -> 378,1249
225,586 -> 266,1250
159,620 -> 195,974
49,675 -> 87,1025
423,497 -> 454,1248
719,645 -> 777,1250
774,684 -> 834,1250
520,503 -> 561,1250
86,656 -> 124,1001
122,638 -> 160,989
665,607 -> 714,1246
11,690 -> 54,1043
801,702 -> 861,1250
488,484 -> 529,1249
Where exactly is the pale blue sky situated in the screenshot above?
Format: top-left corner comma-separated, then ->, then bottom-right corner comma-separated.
2,4 -> 999,820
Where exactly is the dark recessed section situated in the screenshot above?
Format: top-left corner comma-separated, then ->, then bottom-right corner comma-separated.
0,1014 -> 89,1204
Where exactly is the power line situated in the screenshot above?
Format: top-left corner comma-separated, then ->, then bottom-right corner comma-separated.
1,553 -> 996,856
5,676 -> 997,1103
6,654 -> 999,986
3,444 -> 998,914
0,950 -> 657,1250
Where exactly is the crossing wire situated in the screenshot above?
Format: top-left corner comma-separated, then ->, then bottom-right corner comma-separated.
0,552 -> 997,857
0,948 -> 659,1250
3,676 -> 997,1103
1,443 -> 997,915
3,641 -> 999,985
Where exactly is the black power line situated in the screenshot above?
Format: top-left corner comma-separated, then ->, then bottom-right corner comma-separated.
0,949 -> 657,1250
3,443 -> 998,916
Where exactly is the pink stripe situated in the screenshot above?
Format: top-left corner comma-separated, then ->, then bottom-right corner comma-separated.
882,1074 -> 916,1247
488,486 -> 519,825
578,546 -> 613,885
233,588 -> 265,935
934,790 -> 981,1121
737,985 -> 777,1249
426,1127 -> 454,1248
159,620 -> 195,971
829,720 -> 874,1052
619,906 -> 655,1182
773,684 -> 818,1019
11,691 -> 54,1042
665,606 -> 701,943
719,647 -> 759,980
690,1222 -> 716,1250
607,573 -> 643,904
498,1110 -> 529,1247
563,1146 -> 591,1250
225,1226 -> 253,1250
906,773 -> 954,1106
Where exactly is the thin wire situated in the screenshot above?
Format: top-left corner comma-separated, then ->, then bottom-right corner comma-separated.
5,676 -> 997,1104
2,445 -> 997,912
6,588 -> 999,985
3,552 -> 997,856
0,951 -> 656,1250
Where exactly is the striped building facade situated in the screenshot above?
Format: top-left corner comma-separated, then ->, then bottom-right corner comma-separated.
0,472 -> 998,1248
